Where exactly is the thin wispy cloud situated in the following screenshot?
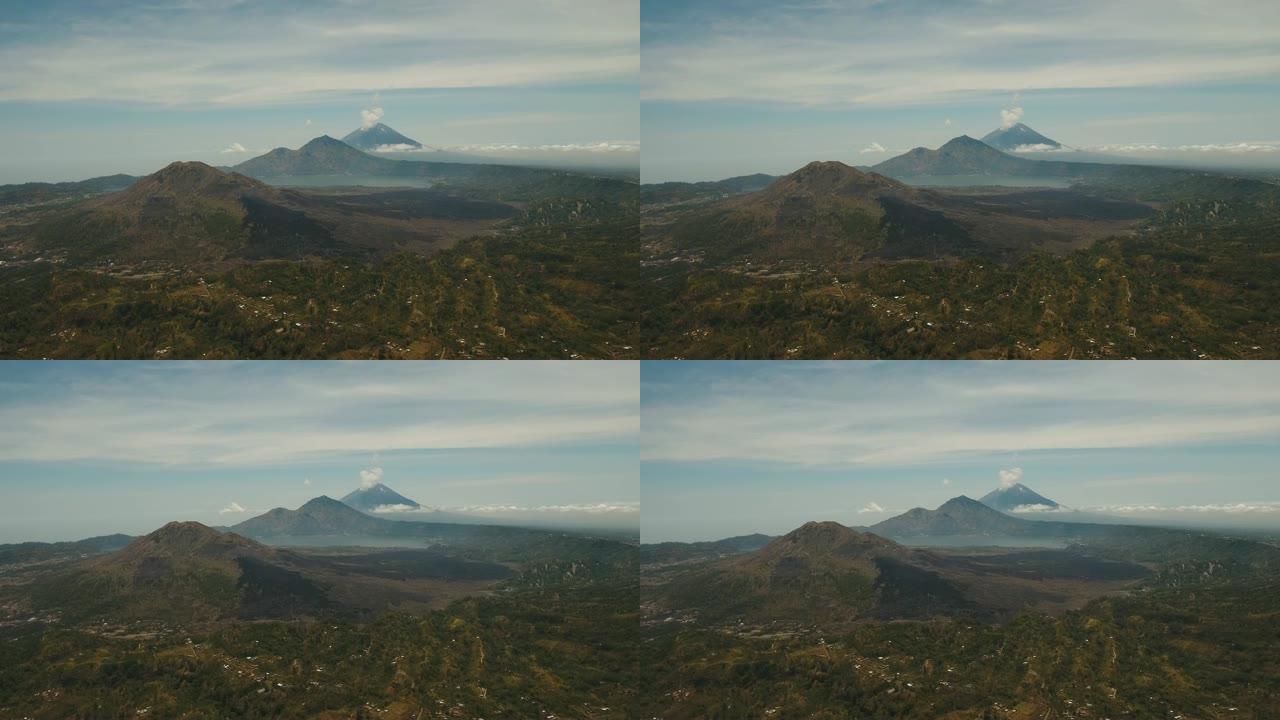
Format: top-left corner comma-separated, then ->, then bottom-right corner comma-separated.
642,363 -> 1280,542
1086,503 -> 1280,514
0,0 -> 637,106
448,502 -> 640,514
0,362 -> 638,467
643,1 -> 1280,107
442,141 -> 640,154
643,363 -> 1280,468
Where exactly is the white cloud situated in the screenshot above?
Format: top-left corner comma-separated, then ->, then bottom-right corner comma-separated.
858,501 -> 886,514
1010,143 -> 1071,153
305,119 -> 313,126
219,501 -> 247,514
449,502 -> 639,514
1093,141 -> 1280,153
1000,104 -> 1024,129
1086,503 -> 1280,514
360,106 -> 384,130
944,118 -> 952,127
371,143 -> 420,153
942,478 -> 951,486
1010,503 -> 1058,513
359,466 -> 383,489
370,503 -> 417,513
859,142 -> 887,154
303,478 -> 312,486
998,467 -> 1023,489
442,141 -> 640,154
219,142 -> 247,154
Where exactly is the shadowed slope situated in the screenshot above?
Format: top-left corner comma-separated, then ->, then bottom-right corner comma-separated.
29,161 -> 345,264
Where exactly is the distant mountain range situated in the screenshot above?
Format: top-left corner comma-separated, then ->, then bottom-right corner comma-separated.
0,173 -> 136,207
231,495 -> 388,537
233,135 -> 392,176
655,158 -> 1156,265
230,135 -> 636,204
648,519 -> 1151,627
25,520 -> 515,624
872,135 -> 1038,177
869,134 -> 1210,187
342,122 -> 424,152
870,495 -> 1033,537
0,533 -> 134,565
640,533 -> 774,565
18,157 -> 526,266
230,495 -> 476,540
640,173 -> 777,205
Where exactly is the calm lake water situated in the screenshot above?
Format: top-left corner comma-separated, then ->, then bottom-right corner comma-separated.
900,174 -> 1075,188
257,175 -> 440,188
893,534 -> 1070,549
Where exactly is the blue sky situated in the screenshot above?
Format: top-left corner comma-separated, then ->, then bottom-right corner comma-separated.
0,0 -> 638,183
0,362 -> 638,543
642,362 -> 1280,542
642,0 -> 1280,182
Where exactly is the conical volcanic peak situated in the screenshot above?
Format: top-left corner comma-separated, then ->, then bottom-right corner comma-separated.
121,161 -> 272,202
765,160 -> 910,200
764,520 -> 903,558
299,135 -> 351,152
871,135 -> 1027,177
233,135 -> 391,176
938,135 -> 990,151
979,483 -> 1060,512
937,495 -> 988,512
123,520 -> 266,559
341,483 -> 422,513
299,495 -> 350,511
981,123 -> 1062,151
341,123 -> 424,151
230,495 -> 389,537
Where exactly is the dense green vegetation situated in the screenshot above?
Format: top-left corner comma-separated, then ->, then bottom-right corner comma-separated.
0,581 -> 637,719
641,577 -> 1280,719
639,522 -> 1280,718
0,219 -> 639,359
641,213 -> 1280,358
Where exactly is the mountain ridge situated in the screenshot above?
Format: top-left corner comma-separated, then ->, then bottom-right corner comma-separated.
660,160 -> 986,263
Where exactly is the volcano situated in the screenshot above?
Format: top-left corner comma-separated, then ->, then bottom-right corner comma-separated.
981,123 -> 1063,152
979,483 -> 1061,513
342,123 -> 424,152
341,483 -> 422,513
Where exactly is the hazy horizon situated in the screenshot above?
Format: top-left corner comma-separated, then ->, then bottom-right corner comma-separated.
0,0 -> 638,184
641,0 -> 1280,183
642,362 -> 1280,543
0,362 -> 639,544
